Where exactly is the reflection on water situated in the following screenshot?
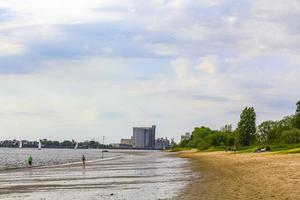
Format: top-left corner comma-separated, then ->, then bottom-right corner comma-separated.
82,166 -> 86,176
0,150 -> 193,200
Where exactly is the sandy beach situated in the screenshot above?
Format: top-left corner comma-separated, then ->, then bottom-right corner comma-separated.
176,151 -> 300,200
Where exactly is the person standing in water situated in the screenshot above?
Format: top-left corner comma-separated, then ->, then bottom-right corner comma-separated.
82,154 -> 86,166
28,155 -> 33,168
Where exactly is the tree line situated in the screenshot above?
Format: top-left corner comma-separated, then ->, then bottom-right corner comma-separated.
0,139 -> 112,149
40,139 -> 112,149
175,100 -> 300,151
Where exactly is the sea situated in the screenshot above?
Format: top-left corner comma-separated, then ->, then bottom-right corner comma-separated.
0,148 -> 194,200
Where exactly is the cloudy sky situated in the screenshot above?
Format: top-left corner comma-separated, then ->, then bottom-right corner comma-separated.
0,0 -> 299,142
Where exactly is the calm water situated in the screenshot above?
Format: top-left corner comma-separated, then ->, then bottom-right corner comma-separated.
0,148 -> 194,200
0,148 -> 119,170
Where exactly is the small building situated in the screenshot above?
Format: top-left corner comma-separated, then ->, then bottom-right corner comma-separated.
120,138 -> 132,146
111,143 -> 120,148
181,132 -> 191,142
155,138 -> 170,150
111,143 -> 132,149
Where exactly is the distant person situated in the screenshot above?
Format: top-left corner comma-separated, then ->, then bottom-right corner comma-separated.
82,154 -> 86,166
28,155 -> 33,168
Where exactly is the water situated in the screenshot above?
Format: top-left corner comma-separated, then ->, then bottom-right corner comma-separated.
0,148 -> 119,170
0,148 -> 193,200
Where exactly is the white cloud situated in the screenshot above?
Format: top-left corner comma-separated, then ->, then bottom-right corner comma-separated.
0,38 -> 25,55
197,56 -> 218,75
225,15 -> 238,25
80,109 -> 99,122
0,0 -> 126,55
179,25 -> 210,41
171,57 -> 200,87
0,0 -> 124,26
146,43 -> 179,56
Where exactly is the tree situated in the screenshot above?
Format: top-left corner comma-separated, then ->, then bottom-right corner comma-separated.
190,126 -> 214,147
257,121 -> 278,144
179,139 -> 191,148
237,107 -> 257,146
293,101 -> 300,129
61,140 -> 73,148
280,129 -> 300,144
296,101 -> 300,114
279,115 -> 294,130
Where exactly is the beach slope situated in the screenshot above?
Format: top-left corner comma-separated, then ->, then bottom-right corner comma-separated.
176,151 -> 300,200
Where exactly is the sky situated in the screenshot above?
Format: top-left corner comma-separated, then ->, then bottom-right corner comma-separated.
0,0 -> 299,143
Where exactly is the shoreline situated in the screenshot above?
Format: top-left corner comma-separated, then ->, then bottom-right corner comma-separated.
175,151 -> 300,200
0,156 -> 122,173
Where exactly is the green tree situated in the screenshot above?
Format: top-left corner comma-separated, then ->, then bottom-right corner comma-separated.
61,140 -> 73,148
191,126 -> 214,147
258,121 -> 278,144
294,115 -> 300,129
296,101 -> 300,114
280,129 -> 300,144
209,131 -> 235,147
293,101 -> 300,129
279,115 -> 294,130
179,139 -> 191,148
237,107 -> 257,146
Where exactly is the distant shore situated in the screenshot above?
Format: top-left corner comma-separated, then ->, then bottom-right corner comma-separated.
175,151 -> 300,200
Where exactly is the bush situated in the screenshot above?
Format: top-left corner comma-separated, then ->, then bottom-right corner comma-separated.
191,127 -> 215,147
197,138 -> 212,150
210,132 -> 228,146
195,131 -> 236,151
179,139 -> 191,148
280,129 -> 300,144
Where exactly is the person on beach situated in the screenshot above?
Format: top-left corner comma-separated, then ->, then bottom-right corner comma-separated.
82,154 -> 86,166
28,155 -> 33,167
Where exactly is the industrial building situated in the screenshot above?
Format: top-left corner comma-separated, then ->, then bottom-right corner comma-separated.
155,137 -> 170,150
120,138 -> 132,146
119,138 -> 133,148
181,132 -> 191,142
132,125 -> 156,149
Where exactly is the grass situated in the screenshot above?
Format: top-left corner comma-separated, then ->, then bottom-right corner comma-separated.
170,143 -> 300,154
235,144 -> 300,154
168,147 -> 192,152
270,143 -> 300,151
278,148 -> 300,154
201,146 -> 227,152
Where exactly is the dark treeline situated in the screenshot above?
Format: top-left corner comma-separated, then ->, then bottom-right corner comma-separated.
175,100 -> 300,151
41,139 -> 112,149
0,139 -> 112,149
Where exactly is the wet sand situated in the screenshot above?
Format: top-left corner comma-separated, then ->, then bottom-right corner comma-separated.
0,151 -> 192,200
176,151 -> 300,200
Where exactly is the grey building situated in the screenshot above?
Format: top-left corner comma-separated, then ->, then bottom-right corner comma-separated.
133,125 -> 156,149
155,137 -> 170,150
181,132 -> 191,142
